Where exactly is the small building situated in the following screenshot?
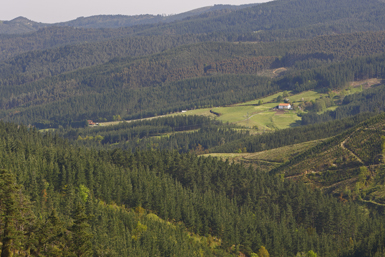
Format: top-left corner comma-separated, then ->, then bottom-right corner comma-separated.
87,120 -> 95,126
278,103 -> 291,110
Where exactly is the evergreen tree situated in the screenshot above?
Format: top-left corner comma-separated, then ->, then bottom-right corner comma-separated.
0,169 -> 35,257
28,209 -> 67,256
68,204 -> 93,257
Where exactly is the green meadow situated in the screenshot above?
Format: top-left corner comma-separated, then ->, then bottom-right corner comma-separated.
96,78 -> 373,131
202,139 -> 325,172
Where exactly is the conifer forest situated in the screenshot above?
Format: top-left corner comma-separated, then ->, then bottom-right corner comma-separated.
2,0 -> 385,256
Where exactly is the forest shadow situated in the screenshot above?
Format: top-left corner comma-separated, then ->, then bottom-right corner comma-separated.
289,120 -> 302,127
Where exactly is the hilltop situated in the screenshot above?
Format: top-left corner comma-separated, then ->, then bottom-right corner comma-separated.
0,4 -> 257,34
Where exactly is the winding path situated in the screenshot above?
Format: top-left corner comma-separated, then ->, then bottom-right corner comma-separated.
340,133 -> 364,164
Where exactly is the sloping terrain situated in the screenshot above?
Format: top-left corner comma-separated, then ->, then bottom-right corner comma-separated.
2,31 -> 385,128
203,139 -> 326,172
271,112 -> 385,203
2,121 -> 385,256
3,0 -> 385,256
1,0 -> 385,63
0,16 -> 47,34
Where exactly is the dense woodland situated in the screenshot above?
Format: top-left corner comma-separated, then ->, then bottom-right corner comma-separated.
301,84 -> 385,125
2,45 -> 385,127
3,0 -> 385,255
61,115 -> 250,152
2,121 -> 385,257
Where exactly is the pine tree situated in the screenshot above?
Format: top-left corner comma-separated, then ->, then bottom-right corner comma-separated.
28,209 -> 66,256
0,169 -> 34,257
68,204 -> 93,257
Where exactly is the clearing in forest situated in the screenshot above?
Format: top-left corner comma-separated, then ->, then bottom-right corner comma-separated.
202,139 -> 325,172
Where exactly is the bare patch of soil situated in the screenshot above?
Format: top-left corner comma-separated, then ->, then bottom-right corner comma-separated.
350,78 -> 382,89
257,67 -> 288,78
273,67 -> 287,75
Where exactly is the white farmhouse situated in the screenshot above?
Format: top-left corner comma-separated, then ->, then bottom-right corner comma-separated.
278,103 -> 291,109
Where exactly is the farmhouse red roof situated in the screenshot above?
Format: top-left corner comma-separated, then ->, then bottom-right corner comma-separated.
279,103 -> 290,106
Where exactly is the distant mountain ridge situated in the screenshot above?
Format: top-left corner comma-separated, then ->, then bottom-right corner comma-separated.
56,4 -> 258,29
0,16 -> 47,34
133,0 -> 385,38
0,4 -> 258,34
1,0 -> 385,128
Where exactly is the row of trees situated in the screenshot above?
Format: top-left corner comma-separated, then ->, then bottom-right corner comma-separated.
61,115 -> 249,152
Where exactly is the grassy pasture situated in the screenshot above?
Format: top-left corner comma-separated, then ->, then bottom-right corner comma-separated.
94,78 -> 377,130
202,139 -> 325,172
95,90 -> 327,131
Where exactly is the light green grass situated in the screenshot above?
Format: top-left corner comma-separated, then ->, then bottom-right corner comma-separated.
271,111 -> 302,129
96,84 -> 369,130
238,90 -> 327,106
289,91 -> 327,102
237,92 -> 284,105
202,139 -> 325,172
348,87 -> 363,94
175,108 -> 215,117
95,90 -> 324,131
210,104 -> 300,130
319,105 -> 338,114
160,129 -> 199,137
39,128 -> 56,132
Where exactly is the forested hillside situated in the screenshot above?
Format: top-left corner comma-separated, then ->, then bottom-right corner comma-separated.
61,115 -> 251,152
2,0 -> 385,255
269,112 -> 385,204
2,0 -> 385,62
2,122 -> 385,256
2,30 -> 385,128
0,17 -> 48,34
3,30 -> 385,85
55,4 -> 257,29
134,0 -> 385,38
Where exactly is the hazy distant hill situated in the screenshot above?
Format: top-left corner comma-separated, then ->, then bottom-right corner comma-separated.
134,0 -> 385,39
56,4 -> 258,29
0,16 -> 47,34
1,0 -> 385,62
0,4 -> 257,35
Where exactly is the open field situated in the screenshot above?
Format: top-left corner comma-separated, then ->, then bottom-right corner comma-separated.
205,90 -> 328,130
236,90 -> 328,106
202,139 -> 325,172
93,78 -> 378,131
97,113 -> 179,127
